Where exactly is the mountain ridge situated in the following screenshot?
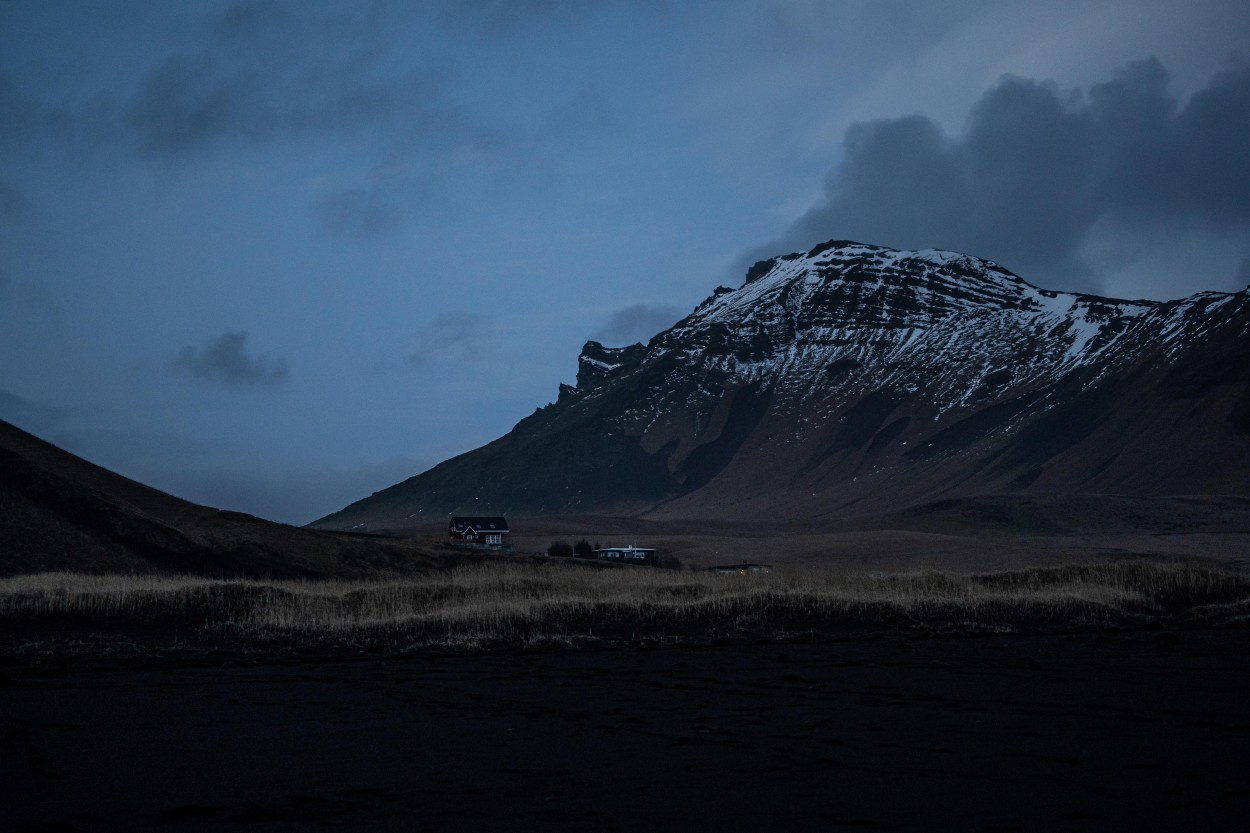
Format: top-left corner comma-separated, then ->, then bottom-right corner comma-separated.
315,240 -> 1250,529
0,418 -> 436,577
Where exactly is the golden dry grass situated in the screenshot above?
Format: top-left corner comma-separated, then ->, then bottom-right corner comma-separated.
3,559 -> 1249,649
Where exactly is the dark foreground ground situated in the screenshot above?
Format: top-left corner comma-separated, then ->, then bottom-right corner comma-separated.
3,629 -> 1249,832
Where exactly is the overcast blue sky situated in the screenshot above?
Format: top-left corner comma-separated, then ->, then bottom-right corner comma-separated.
2,0 -> 1248,523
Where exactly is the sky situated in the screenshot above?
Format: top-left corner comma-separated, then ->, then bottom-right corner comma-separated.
2,0 -> 1249,524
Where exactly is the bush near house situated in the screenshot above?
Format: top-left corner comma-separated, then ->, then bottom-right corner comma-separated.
656,552 -> 683,570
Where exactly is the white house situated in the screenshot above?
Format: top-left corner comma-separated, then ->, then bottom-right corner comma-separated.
593,545 -> 656,564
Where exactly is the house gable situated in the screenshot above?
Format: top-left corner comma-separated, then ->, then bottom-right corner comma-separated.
448,516 -> 511,548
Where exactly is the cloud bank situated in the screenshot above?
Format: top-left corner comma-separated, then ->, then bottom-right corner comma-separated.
760,58 -> 1250,296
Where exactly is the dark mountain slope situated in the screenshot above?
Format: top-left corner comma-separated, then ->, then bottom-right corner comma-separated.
316,241 -> 1250,529
0,419 -> 434,577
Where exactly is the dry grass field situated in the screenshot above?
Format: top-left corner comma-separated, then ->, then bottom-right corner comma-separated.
4,558 -> 1249,654
7,559 -> 1250,831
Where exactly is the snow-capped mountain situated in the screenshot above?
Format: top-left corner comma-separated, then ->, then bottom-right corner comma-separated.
316,241 -> 1250,528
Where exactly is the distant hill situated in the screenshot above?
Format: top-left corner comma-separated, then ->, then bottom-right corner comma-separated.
0,419 -> 435,577
315,240 -> 1250,530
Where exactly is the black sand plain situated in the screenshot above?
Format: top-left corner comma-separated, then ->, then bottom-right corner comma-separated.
4,627 -> 1250,832
6,418 -> 1250,830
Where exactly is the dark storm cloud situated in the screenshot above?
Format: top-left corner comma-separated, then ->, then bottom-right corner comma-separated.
593,303 -> 685,345
764,59 -> 1250,293
173,330 -> 290,387
1174,64 -> 1250,225
409,313 -> 491,365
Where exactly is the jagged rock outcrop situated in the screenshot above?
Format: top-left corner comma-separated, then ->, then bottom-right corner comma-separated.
316,241 -> 1250,527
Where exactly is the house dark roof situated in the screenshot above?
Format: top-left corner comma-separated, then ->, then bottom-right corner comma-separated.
449,516 -> 510,534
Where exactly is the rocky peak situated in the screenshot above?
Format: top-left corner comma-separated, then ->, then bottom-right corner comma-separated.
715,240 -> 1158,330
575,340 -> 647,391
629,241 -> 1172,399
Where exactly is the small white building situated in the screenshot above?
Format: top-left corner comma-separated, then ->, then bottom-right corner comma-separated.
593,545 -> 656,564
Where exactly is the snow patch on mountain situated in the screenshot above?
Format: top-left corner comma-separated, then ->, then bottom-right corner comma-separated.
566,241 -> 1246,440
